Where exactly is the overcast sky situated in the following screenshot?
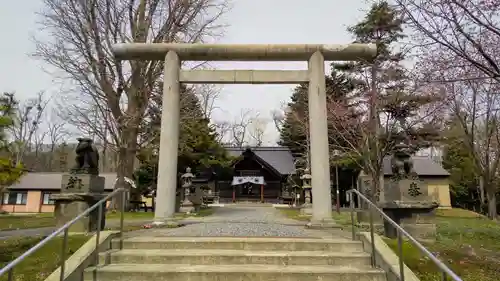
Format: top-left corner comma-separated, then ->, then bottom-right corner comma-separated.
0,0 -> 368,145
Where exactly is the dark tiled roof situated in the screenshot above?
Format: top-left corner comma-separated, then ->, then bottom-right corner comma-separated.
8,173 -> 118,191
382,156 -> 449,177
225,146 -> 296,175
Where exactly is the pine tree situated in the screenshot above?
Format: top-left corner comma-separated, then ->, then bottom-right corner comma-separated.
278,83 -> 309,163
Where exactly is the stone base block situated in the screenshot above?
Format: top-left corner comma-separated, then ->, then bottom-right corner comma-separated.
300,206 -> 312,216
53,198 -> 106,233
192,204 -> 202,213
381,203 -> 438,241
179,205 -> 195,213
306,218 -> 341,229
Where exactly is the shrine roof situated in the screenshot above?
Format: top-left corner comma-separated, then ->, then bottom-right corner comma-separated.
224,146 -> 296,175
382,156 -> 449,177
7,172 -> 118,190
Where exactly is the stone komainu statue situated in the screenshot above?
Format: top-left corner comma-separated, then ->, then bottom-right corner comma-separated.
390,143 -> 415,178
72,138 -> 99,175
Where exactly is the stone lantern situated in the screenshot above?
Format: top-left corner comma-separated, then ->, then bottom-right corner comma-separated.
300,168 -> 313,215
179,167 -> 195,213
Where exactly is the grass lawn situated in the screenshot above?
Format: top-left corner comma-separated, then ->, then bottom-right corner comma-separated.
385,209 -> 500,281
0,235 -> 89,281
0,212 -> 156,231
280,208 -> 500,281
0,214 -> 56,231
0,220 -> 154,281
0,207 -> 216,231
279,208 -> 309,221
106,211 -> 154,220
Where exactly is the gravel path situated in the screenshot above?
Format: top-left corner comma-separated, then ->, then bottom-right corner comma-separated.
0,206 -> 350,239
137,206 -> 330,238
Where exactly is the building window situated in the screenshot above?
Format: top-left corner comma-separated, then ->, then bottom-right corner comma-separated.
2,192 -> 28,205
42,192 -> 56,205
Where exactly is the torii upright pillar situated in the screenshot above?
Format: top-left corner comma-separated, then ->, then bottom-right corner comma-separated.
307,51 -> 335,227
153,51 -> 181,223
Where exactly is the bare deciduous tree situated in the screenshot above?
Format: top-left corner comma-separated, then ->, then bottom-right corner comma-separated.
248,114 -> 268,146
271,108 -> 285,134
34,0 -> 229,206
193,84 -> 222,120
425,65 -> 500,219
48,119 -> 68,150
212,120 -> 232,143
58,93 -> 119,172
33,130 -> 47,157
396,0 -> 500,82
399,0 -> 500,218
45,112 -> 70,170
9,92 -> 49,165
228,109 -> 254,147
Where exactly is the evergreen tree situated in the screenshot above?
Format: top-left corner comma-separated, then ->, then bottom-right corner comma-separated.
442,115 -> 484,211
0,92 -> 24,193
134,86 -> 232,194
442,138 -> 478,208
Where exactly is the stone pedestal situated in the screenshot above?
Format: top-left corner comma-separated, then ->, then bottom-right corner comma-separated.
179,196 -> 194,213
187,187 -> 204,213
52,174 -> 106,233
381,202 -> 438,239
380,179 -> 439,240
300,188 -> 312,215
300,205 -> 312,215
356,175 -> 384,225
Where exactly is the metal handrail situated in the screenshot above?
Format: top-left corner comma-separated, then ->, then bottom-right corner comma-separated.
347,189 -> 463,281
0,186 -> 127,281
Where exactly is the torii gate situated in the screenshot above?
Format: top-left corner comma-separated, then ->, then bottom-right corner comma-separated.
111,43 -> 376,227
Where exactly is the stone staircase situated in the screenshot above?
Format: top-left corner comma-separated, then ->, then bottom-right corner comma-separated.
85,236 -> 387,281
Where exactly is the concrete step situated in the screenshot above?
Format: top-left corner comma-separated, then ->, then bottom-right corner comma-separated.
100,249 -> 372,266
84,264 -> 386,281
111,237 -> 364,252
